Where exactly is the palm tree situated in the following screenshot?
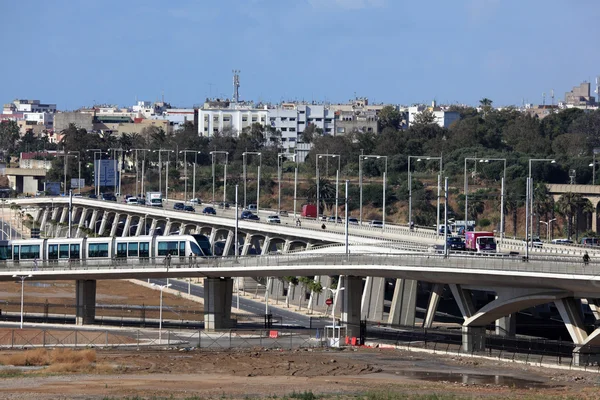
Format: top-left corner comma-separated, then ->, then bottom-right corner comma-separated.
533,183 -> 554,237
304,178 -> 336,215
576,197 -> 595,241
556,192 -> 580,239
504,196 -> 519,238
479,98 -> 493,117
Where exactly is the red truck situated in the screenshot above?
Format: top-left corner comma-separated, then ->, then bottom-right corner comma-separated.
465,231 -> 496,252
301,204 -> 318,218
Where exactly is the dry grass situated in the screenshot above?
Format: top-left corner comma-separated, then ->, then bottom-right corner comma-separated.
0,348 -> 109,374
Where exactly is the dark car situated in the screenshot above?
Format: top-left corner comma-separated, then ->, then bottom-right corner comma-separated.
183,205 -> 195,212
137,197 -> 145,205
218,202 -> 230,209
203,206 -> 217,215
446,236 -> 466,251
88,194 -> 98,199
173,202 -> 185,210
240,210 -> 260,221
102,193 -> 117,201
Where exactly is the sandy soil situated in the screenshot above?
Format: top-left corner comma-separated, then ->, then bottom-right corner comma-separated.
0,347 -> 599,399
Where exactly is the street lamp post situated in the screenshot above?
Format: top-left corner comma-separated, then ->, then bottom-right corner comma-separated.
151,282 -> 172,343
528,158 -> 556,248
277,153 -> 286,214
242,152 -> 262,210
154,149 -> 174,200
13,274 -> 32,329
181,150 -> 201,202
317,154 -> 341,222
132,149 -> 151,197
540,218 -> 557,242
210,151 -> 229,205
408,156 -> 442,231
360,155 -> 390,227
85,149 -> 104,197
474,158 -> 507,236
58,152 -> 79,197
108,148 -> 123,196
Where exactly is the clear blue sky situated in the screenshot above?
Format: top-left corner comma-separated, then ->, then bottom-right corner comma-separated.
2,0 -> 599,110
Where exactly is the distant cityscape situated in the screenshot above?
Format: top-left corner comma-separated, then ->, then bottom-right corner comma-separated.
2,72 -> 599,162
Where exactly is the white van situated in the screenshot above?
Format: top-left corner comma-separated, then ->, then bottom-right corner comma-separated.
551,238 -> 573,245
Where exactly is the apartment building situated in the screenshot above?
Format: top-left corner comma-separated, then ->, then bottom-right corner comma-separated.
197,100 -> 268,137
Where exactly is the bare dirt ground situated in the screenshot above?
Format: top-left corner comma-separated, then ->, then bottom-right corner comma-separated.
0,347 -> 600,399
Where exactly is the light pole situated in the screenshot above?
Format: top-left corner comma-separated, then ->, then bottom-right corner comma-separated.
181,150 -> 201,202
317,154 -> 341,222
210,151 -> 228,205
151,282 -> 171,343
58,152 -> 79,196
132,148 -> 151,197
13,274 -> 32,329
540,218 -> 557,242
358,154 -> 387,228
528,158 -> 556,247
473,158 -> 507,236
408,156 -> 442,231
292,152 -> 298,219
86,149 -> 103,197
108,148 -> 123,195
242,152 -> 262,210
154,149 -> 174,200
277,153 -> 286,214
68,151 -> 81,195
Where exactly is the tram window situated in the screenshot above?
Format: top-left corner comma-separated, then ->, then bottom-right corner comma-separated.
88,243 -> 109,258
190,241 -> 202,256
0,245 -> 12,260
59,244 -> 69,258
70,244 -> 80,259
117,243 -> 127,258
48,244 -> 58,260
128,242 -> 138,257
13,245 -> 19,260
158,241 -> 178,256
139,242 -> 149,257
20,245 -> 40,260
179,241 -> 185,256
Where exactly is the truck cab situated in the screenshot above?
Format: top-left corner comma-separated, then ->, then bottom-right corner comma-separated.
465,231 -> 496,252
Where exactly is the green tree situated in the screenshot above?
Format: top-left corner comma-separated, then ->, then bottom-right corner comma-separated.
377,105 -> 402,131
0,120 -> 20,157
532,183 -> 554,237
556,192 -> 580,239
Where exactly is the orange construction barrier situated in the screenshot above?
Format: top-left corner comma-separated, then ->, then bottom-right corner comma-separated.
269,330 -> 279,338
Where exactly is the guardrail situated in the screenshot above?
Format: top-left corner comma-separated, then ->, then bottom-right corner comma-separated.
0,251 -> 595,278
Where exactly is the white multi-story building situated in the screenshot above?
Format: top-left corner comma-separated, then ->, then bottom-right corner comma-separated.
198,104 -> 268,137
407,104 -> 460,128
11,99 -> 56,113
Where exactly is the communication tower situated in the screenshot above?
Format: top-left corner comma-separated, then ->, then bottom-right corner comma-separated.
232,70 -> 240,103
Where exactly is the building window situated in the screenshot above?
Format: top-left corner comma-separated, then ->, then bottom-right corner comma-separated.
325,118 -> 332,123
316,118 -> 322,122
290,127 -> 296,132
242,116 -> 248,122
299,110 -> 305,114
289,137 -> 296,142
326,128 -> 332,133
337,127 -> 345,133
281,128 -> 287,131
270,117 -> 276,122
252,116 -> 257,122
281,117 -> 287,121
290,117 -> 296,121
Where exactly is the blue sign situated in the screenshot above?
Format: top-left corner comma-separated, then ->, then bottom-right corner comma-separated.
94,159 -> 119,188
45,182 -> 61,196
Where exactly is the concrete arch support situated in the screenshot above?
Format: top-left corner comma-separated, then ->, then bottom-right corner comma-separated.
449,284 -> 475,320
421,283 -> 444,329
341,275 -> 362,338
361,276 -> 385,322
388,278 -> 418,327
555,297 -> 588,345
204,277 -> 234,330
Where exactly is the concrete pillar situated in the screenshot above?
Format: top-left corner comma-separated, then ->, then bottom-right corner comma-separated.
121,215 -> 132,237
462,326 -> 486,353
261,236 -> 271,255
361,276 -> 385,322
39,208 -> 49,233
241,233 -> 252,256
449,284 -> 475,319
59,207 -> 68,224
164,220 -> 172,236
209,228 -> 217,244
593,210 -> 598,233
51,206 -> 60,222
109,213 -> 120,237
222,230 -> 233,256
178,223 -> 185,235
88,210 -> 99,234
97,212 -> 108,236
203,277 -> 234,330
135,217 -> 144,236
555,298 -> 588,345
387,278 -> 418,326
495,314 -> 516,336
283,239 -> 292,253
587,299 -> 600,320
341,276 -> 362,338
149,218 -> 158,235
421,283 -> 444,329
195,224 -> 201,234
75,279 -> 96,325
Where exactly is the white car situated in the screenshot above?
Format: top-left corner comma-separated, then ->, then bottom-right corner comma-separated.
188,198 -> 201,204
126,197 -> 139,205
267,215 -> 281,224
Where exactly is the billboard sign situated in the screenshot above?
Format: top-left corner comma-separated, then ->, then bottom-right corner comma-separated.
45,182 -> 61,196
71,178 -> 85,189
94,159 -> 119,188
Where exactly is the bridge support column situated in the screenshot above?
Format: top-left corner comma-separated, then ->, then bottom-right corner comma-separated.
261,236 -> 271,255
164,220 -> 172,235
449,284 -> 475,319
76,208 -> 88,238
149,218 -> 158,235
88,210 -> 99,234
121,215 -> 132,237
361,276 -> 385,322
203,277 -> 234,330
462,326 -> 486,353
59,207 -> 68,224
51,206 -> 60,222
109,213 -> 120,237
555,298 -> 588,346
209,228 -> 217,244
387,278 -> 418,326
587,299 -> 600,320
341,276 -> 362,338
241,233 -> 252,256
39,208 -> 49,235
495,314 -> 516,337
75,279 -> 96,325
421,283 -> 444,329
135,217 -> 143,236
97,212 -> 109,236
222,231 -> 233,256
283,239 -> 292,253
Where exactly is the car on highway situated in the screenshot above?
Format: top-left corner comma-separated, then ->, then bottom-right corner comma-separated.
279,210 -> 289,217
102,193 -> 117,201
446,236 -> 466,251
173,202 -> 185,210
369,220 -> 383,228
183,205 -> 195,212
327,216 -> 342,223
525,236 -> 543,248
126,197 -> 139,205
347,217 -> 359,225
188,198 -> 201,204
240,210 -> 260,221
552,238 -> 573,245
267,215 -> 281,224
202,206 -> 217,215
247,204 -> 257,212
218,202 -> 230,209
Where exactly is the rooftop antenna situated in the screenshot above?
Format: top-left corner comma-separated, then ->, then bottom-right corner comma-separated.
161,89 -> 164,103
542,92 -> 546,106
595,77 -> 599,102
232,70 -> 240,103
551,89 -> 554,107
